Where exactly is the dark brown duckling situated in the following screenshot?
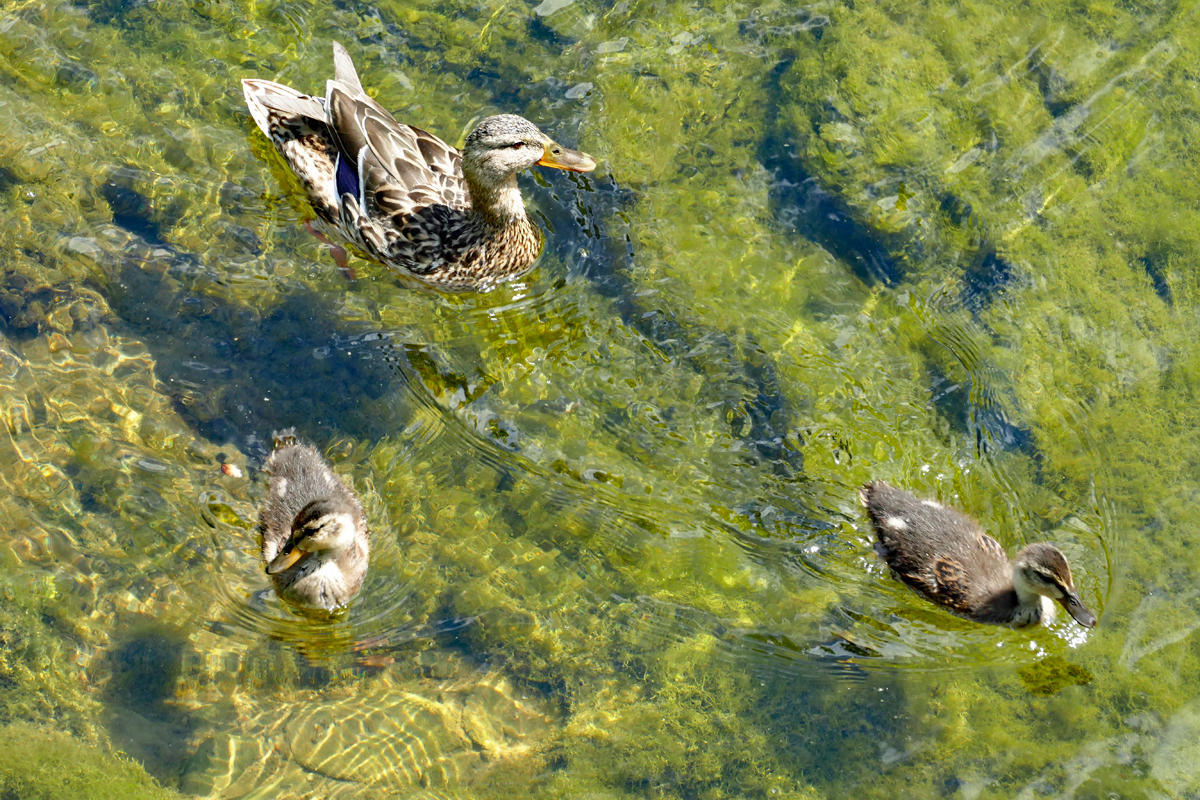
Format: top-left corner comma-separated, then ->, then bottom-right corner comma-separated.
260,430 -> 369,611
859,480 -> 1097,628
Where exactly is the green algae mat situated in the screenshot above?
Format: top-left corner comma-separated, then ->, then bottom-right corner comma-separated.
1,0 -> 1199,796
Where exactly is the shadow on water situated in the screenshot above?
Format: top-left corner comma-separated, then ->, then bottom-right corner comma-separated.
752,50 -> 902,288
525,165 -> 806,476
755,87 -> 1031,458
101,628 -> 194,785
758,58 -> 1021,315
99,174 -> 170,247
105,258 -> 399,454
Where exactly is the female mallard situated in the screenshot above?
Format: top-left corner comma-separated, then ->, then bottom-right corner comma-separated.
242,42 -> 597,290
859,481 -> 1097,628
260,430 -> 369,611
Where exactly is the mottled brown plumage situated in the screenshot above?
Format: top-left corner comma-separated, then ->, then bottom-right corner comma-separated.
242,42 -> 596,290
260,429 -> 369,611
858,481 -> 1097,628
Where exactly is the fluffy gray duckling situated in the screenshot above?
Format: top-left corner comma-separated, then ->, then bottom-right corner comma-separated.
859,481 -> 1097,628
260,430 -> 369,611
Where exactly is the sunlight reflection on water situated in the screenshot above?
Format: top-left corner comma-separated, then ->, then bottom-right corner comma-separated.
2,0 -> 1193,796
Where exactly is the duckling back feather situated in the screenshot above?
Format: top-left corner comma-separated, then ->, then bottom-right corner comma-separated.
859,480 -> 1024,624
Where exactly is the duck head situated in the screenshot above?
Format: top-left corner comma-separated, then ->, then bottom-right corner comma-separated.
266,497 -> 359,574
462,114 -> 596,187
1013,542 -> 1097,627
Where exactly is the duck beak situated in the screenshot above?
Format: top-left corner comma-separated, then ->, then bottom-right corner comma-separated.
1060,591 -> 1097,628
537,141 -> 597,173
266,545 -> 305,574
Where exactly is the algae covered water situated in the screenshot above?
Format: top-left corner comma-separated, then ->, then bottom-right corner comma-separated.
0,0 -> 1198,796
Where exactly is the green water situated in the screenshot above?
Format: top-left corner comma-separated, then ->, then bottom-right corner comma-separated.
0,0 -> 1198,796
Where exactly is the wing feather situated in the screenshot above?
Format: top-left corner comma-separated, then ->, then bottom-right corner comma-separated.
413,127 -> 462,176
331,41 -> 365,95
977,533 -> 1008,563
325,85 -> 370,168
362,117 -> 428,184
931,558 -> 972,613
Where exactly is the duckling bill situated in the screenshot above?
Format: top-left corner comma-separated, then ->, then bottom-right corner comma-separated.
859,481 -> 1097,628
260,430 -> 369,611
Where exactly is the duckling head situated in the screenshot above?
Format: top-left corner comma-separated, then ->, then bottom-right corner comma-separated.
266,497 -> 359,575
463,114 -> 596,190
1012,543 -> 1097,628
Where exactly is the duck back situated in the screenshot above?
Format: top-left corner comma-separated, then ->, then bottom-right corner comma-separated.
860,481 -> 1022,623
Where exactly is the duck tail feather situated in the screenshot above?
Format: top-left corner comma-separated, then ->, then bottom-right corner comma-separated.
242,79 -> 325,137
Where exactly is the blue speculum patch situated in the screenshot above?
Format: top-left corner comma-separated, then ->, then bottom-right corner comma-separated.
335,152 -> 360,207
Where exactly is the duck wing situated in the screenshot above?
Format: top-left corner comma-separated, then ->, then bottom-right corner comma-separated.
242,80 -> 327,135
324,42 -> 467,225
242,78 -> 342,220
929,557 -> 972,613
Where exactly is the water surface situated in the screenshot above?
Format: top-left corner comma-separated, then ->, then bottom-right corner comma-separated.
1,0 -> 1199,797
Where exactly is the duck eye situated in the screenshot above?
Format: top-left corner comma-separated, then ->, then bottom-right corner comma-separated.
511,142 -> 525,150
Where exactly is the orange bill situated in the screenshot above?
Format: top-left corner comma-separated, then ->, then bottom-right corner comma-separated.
266,546 -> 305,574
537,141 -> 597,172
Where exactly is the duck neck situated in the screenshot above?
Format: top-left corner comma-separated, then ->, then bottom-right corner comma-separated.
300,559 -> 352,607
1010,567 -> 1053,625
466,173 -> 529,228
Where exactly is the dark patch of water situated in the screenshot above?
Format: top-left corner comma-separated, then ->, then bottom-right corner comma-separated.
99,175 -> 166,247
1034,62 -> 1074,120
55,61 -> 98,92
761,152 -> 903,288
0,271 -> 77,339
101,246 -> 398,455
0,166 -> 20,191
102,629 -> 194,784
755,51 -> 902,287
1140,253 -> 1173,306
960,250 -> 1016,313
927,361 -> 1030,455
527,14 -> 567,47
70,0 -> 141,27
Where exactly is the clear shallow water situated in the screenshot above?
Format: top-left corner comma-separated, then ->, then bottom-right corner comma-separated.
0,0 -> 1198,796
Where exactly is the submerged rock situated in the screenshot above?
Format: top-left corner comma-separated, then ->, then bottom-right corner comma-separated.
182,672 -> 556,796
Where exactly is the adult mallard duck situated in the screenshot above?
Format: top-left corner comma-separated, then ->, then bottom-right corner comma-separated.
260,429 -> 370,611
859,481 -> 1097,628
242,42 -> 597,290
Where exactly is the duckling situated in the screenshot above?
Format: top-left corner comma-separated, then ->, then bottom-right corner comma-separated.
260,430 -> 369,611
858,481 -> 1097,628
